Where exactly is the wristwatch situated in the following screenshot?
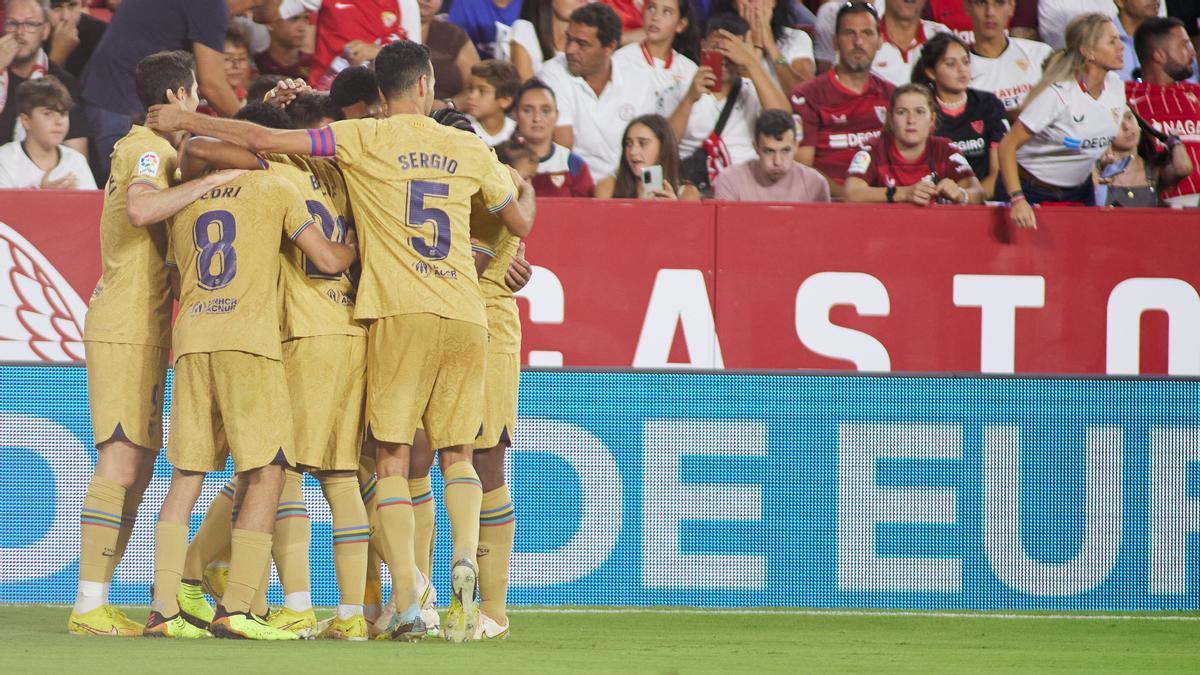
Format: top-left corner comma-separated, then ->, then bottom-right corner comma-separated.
885,185 -> 896,203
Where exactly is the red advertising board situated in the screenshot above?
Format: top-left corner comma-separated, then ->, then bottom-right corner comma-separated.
2,190 -> 1197,374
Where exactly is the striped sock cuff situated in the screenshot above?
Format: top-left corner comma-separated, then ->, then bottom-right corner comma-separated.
445,476 -> 483,489
376,496 -> 412,510
219,480 -> 237,501
275,501 -> 308,521
480,501 -> 515,527
80,507 -> 123,530
411,487 -> 433,506
359,475 -> 377,503
332,525 -> 371,546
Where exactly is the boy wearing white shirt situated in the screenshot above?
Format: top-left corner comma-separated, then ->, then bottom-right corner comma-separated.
966,0 -> 1053,115
463,59 -> 520,146
0,77 -> 95,189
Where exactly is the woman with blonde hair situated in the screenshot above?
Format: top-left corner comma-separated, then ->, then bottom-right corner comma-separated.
997,13 -> 1128,227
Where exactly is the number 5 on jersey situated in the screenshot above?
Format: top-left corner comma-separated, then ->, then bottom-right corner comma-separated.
406,180 -> 451,260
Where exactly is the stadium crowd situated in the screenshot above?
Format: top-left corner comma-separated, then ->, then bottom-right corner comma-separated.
0,0 -> 1197,213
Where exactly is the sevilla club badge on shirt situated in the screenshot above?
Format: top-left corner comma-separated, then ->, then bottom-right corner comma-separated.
874,106 -> 887,124
970,120 -> 984,134
381,11 -> 397,28
551,174 -> 566,188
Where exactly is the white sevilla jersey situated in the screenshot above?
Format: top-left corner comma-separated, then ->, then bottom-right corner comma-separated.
0,222 -> 88,362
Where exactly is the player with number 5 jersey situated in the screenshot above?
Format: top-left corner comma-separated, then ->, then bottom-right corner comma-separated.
143,40 -> 532,643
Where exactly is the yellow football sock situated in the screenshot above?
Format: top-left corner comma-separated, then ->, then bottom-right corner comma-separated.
223,529 -> 273,614
182,480 -> 235,581
364,550 -> 382,607
271,470 -> 310,595
374,476 -> 416,607
152,520 -> 189,616
408,475 -> 435,581
108,488 -> 143,577
442,462 -> 483,562
478,485 -> 515,624
250,561 -> 270,617
323,475 -> 369,605
79,476 -> 125,584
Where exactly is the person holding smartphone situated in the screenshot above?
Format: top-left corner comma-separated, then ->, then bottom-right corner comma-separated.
596,113 -> 700,199
1093,107 -> 1193,207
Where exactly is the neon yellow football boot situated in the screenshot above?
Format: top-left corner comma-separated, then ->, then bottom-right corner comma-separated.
266,607 -> 318,638
177,581 -> 214,628
202,559 -> 229,600
319,614 -> 369,641
67,605 -> 143,637
143,611 -> 212,638
210,610 -> 299,640
443,558 -> 478,643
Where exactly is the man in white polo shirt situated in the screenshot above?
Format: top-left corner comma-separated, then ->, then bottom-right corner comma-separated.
872,0 -> 950,85
539,3 -> 658,179
966,0 -> 1054,116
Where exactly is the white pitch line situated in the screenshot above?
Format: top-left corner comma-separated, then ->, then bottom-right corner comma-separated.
506,608 -> 1200,622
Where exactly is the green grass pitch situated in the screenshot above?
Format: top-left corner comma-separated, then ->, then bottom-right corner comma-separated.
2,606 -> 1198,673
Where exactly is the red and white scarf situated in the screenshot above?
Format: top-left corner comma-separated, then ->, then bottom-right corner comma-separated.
0,48 -> 51,118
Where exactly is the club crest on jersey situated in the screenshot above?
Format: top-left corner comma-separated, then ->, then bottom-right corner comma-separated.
620,103 -> 636,121
875,106 -> 887,123
551,174 -> 565,187
381,11 -> 397,27
136,152 -> 160,178
970,120 -> 984,134
1016,59 -> 1029,71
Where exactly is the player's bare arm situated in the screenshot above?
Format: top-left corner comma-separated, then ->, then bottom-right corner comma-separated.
178,136 -> 266,182
146,105 -> 314,157
126,169 -> 248,228
294,224 -> 359,275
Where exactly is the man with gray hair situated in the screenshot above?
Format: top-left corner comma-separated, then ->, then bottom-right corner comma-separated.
0,0 -> 89,160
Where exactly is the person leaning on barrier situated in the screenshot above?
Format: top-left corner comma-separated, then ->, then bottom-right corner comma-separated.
997,13 -> 1128,228
843,82 -> 984,205
712,108 -> 830,202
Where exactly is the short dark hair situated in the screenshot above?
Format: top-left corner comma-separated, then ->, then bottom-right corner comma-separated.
569,3 -> 622,47
754,109 -> 796,143
16,76 -> 72,116
1134,16 -> 1186,65
494,138 -> 538,168
705,12 -> 749,38
835,1 -> 879,33
246,74 -> 285,105
288,91 -> 341,127
329,66 -> 380,108
431,107 -> 475,132
234,101 -> 293,130
910,32 -> 970,90
373,40 -> 432,99
224,25 -> 250,52
470,60 -> 522,103
134,50 -> 195,111
514,78 -> 557,109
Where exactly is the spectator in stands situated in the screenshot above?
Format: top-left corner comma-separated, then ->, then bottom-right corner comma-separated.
513,78 -> 595,197
328,64 -> 383,119
1166,0 -> 1200,68
1,0 -> 88,160
448,0 -> 521,60
254,10 -> 313,80
464,59 -> 520,146
912,32 -> 1007,197
284,0 -> 419,89
793,2 -> 894,197
845,82 -> 983,203
507,0 -> 587,80
1039,0 -> 1119,50
596,113 -> 701,198
1127,17 -> 1200,206
966,0 -> 1053,116
0,75 -> 93,187
44,0 -> 105,80
871,0 -> 950,85
670,12 -> 789,194
539,2 -> 658,179
611,0 -> 699,116
419,0 -> 477,109
1094,106 -> 1192,206
223,26 -> 253,103
999,13 -> 1128,227
1115,0 -> 1162,80
713,108 -> 831,201
728,0 -> 816,92
80,0 -> 254,177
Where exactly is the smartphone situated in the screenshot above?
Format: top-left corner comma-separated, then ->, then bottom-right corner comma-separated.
1099,154 -> 1133,180
641,165 -> 664,197
700,49 -> 723,92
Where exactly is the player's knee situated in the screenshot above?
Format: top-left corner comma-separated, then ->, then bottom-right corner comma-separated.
94,441 -> 155,488
439,445 -> 473,471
